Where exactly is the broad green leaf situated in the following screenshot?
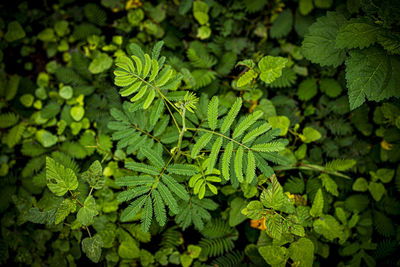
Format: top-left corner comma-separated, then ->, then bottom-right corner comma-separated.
5,21 -> 26,42
336,18 -> 380,49
368,182 -> 385,201
229,197 -> 248,227
89,52 -> 113,74
259,245 -> 289,267
55,198 -> 76,224
82,235 -> 103,263
260,175 -> 285,210
302,12 -> 347,67
77,195 -> 99,226
241,200 -> 264,220
297,78 -> 318,101
118,240 -> 140,259
352,177 -> 368,192
313,215 -> 344,241
300,127 -> 321,143
289,238 -> 314,267
268,116 -> 290,136
345,47 -> 400,110
258,56 -> 288,84
46,157 -> 78,196
310,188 -> 324,217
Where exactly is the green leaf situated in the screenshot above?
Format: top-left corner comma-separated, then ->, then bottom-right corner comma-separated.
36,129 -> 58,148
222,142 -> 234,181
320,174 -> 338,197
259,245 -> 289,266
313,215 -> 344,241
345,47 -> 400,110
241,200 -> 264,220
167,164 -> 198,176
4,21 -> 26,42
141,196 -> 153,232
152,190 -> 167,226
221,98 -> 242,134
232,110 -> 263,139
191,132 -> 213,158
162,175 -> 189,201
229,197 -> 248,227
289,238 -> 314,267
207,137 -> 223,174
120,195 -> 147,222
46,157 -> 78,196
325,159 -> 356,171
300,127 -> 321,143
237,69 -> 258,87
81,160 -> 104,189
260,175 -> 285,210
352,177 -> 369,192
89,52 -> 113,74
158,183 -> 179,214
368,182 -> 385,201
251,140 -> 287,152
82,235 -> 103,263
336,18 -> 380,49
310,188 -> 324,217
234,146 -> 244,183
269,9 -> 293,39
77,195 -> 99,226
268,116 -> 290,136
258,56 -> 288,84
141,147 -> 165,168
297,78 -> 318,101
246,151 -> 256,183
302,12 -> 347,67
55,198 -> 76,224
118,240 -> 140,259
71,106 -> 85,121
207,96 -> 219,130
242,123 -> 271,144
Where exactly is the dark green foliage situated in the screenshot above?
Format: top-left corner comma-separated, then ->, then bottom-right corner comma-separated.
0,0 -> 399,266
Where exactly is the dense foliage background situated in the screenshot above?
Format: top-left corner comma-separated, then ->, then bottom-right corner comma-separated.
0,0 -> 400,266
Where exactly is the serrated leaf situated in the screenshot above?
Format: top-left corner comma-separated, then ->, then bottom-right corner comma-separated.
336,18 -> 380,49
302,12 -> 347,67
207,137 -> 223,173
82,235 -> 103,263
310,189 -> 323,217
46,157 -> 78,196
246,151 -> 256,183
258,56 -> 288,83
152,190 -> 167,226
77,195 -> 99,226
55,198 -> 76,224
120,195 -> 147,222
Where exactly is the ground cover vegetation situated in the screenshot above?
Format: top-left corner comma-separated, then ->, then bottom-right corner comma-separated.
0,0 -> 400,266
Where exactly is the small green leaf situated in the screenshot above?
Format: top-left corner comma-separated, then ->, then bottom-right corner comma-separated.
310,188 -> 324,217
82,235 -> 103,263
77,195 -> 99,226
